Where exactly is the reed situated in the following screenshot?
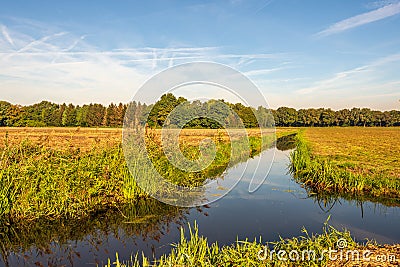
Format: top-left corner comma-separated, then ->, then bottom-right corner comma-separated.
0,140 -> 132,219
105,220 -> 359,267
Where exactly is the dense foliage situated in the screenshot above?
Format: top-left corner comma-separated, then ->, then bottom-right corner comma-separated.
1,94 -> 399,127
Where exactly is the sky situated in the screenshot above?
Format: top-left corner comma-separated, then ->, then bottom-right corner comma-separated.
0,0 -> 399,110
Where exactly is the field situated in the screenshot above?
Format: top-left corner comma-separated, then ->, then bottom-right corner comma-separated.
0,127 -> 287,149
290,127 -> 400,201
0,127 -> 122,151
303,127 -> 400,178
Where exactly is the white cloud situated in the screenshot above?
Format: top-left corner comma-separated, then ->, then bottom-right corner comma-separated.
288,54 -> 400,110
1,24 -> 14,46
244,67 -> 287,77
317,2 -> 400,36
0,19 -> 283,105
296,53 -> 400,95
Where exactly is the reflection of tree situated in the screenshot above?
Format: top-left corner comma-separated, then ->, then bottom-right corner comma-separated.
276,133 -> 296,151
297,188 -> 400,218
0,199 -> 197,266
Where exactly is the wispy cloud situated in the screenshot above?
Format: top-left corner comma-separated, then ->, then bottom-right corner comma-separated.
244,67 -> 287,77
316,2 -> 400,36
290,53 -> 400,110
1,24 -> 14,46
0,19 -> 283,105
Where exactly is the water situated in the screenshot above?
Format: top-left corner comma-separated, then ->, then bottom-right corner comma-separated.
2,147 -> 400,266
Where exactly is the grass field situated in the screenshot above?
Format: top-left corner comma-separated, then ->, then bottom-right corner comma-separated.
303,127 -> 400,178
290,127 -> 400,201
0,127 -> 122,151
0,127 -> 278,149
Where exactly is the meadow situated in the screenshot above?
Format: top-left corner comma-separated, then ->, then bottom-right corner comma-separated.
290,127 -> 400,201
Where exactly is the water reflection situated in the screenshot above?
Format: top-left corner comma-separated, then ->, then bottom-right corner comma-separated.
307,191 -> 400,217
275,133 -> 297,151
0,199 -> 196,266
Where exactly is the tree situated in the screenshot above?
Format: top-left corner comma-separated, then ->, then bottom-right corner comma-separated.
116,103 -> 126,126
105,103 -> 118,127
231,103 -> 258,128
320,108 -> 336,127
147,93 -> 187,127
275,107 -> 298,127
76,105 -> 89,127
7,104 -> 23,126
1,95 -> 400,128
0,101 -> 11,126
86,104 -> 106,127
62,104 -> 77,126
337,109 -> 351,126
255,106 -> 274,128
360,108 -> 372,127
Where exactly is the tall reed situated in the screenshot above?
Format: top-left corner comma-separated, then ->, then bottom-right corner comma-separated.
106,220 -> 356,267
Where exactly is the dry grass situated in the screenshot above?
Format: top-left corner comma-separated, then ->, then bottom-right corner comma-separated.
153,128 -> 279,146
0,127 -> 292,150
303,127 -> 400,178
0,127 -> 121,151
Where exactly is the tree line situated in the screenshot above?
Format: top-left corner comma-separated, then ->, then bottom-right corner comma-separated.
0,94 -> 399,128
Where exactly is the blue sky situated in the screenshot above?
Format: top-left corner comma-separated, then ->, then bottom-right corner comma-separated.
0,0 -> 399,110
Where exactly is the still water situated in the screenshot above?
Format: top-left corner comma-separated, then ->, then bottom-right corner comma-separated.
2,147 -> 400,266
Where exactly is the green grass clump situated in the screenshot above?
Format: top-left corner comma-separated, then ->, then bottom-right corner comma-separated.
0,140 -> 137,219
105,220 -> 356,267
289,132 -> 400,201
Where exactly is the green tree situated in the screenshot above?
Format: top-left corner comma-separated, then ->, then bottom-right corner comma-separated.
0,101 -> 11,126
148,93 -> 187,127
86,104 -> 106,127
275,107 -> 298,127
105,103 -> 118,127
62,104 -> 77,126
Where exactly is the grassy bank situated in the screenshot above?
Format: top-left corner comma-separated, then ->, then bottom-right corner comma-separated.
106,222 -> 399,267
290,128 -> 400,200
0,140 -> 131,219
0,128 -> 277,220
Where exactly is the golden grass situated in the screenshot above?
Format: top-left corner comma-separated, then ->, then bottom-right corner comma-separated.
0,127 -> 121,151
0,127 -> 293,150
303,127 -> 400,178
